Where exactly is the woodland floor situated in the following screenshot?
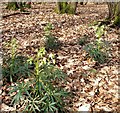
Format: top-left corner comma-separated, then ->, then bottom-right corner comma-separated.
1,3 -> 120,112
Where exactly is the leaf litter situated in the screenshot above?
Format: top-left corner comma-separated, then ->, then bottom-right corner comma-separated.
1,3 -> 119,112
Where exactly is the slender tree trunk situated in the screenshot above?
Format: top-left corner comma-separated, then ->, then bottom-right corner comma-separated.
57,2 -> 61,13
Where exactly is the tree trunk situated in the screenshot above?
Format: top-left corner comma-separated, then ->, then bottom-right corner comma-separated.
25,2 -> 31,8
114,2 -> 120,16
57,2 -> 61,13
107,2 -> 120,26
107,2 -> 116,19
6,2 -> 19,10
57,2 -> 68,14
71,2 -> 78,14
6,2 -> 31,11
56,2 -> 77,14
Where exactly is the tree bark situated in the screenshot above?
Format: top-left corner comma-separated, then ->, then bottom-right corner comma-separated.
6,2 -> 31,11
71,2 -> 78,14
57,2 -> 68,13
57,2 -> 61,13
107,2 -> 120,26
6,2 -> 19,10
56,2 -> 78,14
107,2 -> 120,19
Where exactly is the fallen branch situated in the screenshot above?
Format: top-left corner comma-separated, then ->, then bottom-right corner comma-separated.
2,12 -> 30,18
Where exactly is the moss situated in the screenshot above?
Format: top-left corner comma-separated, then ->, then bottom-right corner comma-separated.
55,2 -> 76,14
114,15 -> 120,26
6,2 -> 19,10
54,7 -> 59,13
67,5 -> 76,14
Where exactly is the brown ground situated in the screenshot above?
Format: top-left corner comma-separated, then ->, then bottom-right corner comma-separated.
1,3 -> 119,112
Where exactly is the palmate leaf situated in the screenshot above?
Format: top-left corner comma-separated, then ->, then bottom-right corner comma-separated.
26,96 -> 41,113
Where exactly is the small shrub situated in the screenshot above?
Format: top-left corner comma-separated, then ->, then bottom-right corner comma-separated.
45,35 -> 60,50
2,38 -> 31,82
84,44 -> 107,64
44,23 -> 54,35
94,25 -> 105,39
44,23 -> 60,50
84,25 -> 109,64
9,47 -> 68,113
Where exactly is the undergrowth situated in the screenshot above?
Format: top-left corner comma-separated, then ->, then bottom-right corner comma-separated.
44,23 -> 61,51
3,38 -> 68,113
84,25 -> 110,64
2,38 -> 31,83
